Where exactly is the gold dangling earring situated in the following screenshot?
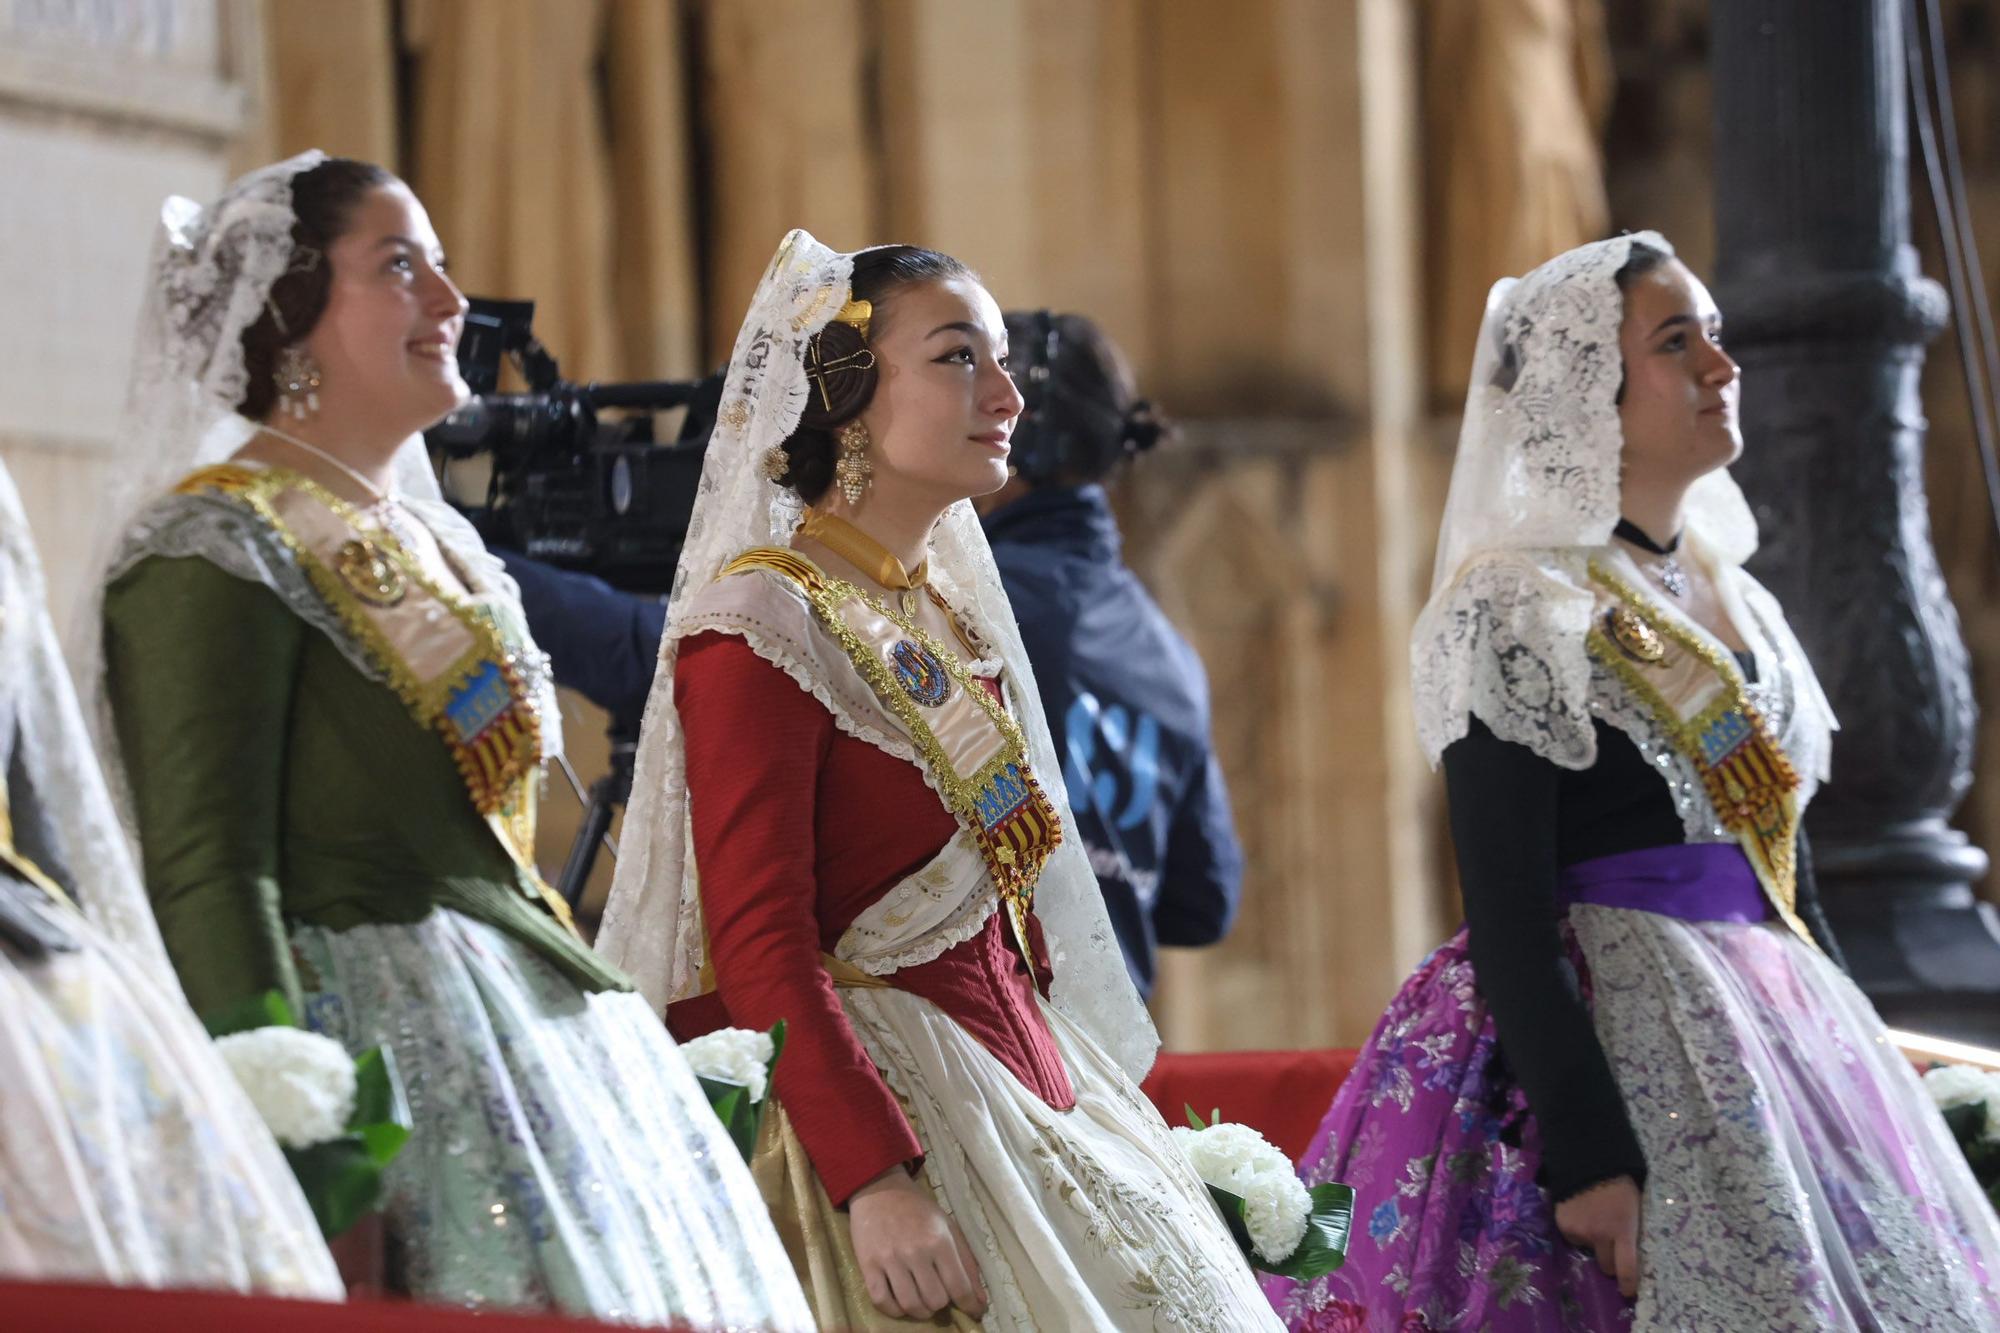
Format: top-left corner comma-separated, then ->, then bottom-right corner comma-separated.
835,419 -> 872,505
275,344 -> 322,420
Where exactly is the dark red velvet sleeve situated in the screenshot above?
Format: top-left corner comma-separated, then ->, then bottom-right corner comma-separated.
675,631 -> 923,1205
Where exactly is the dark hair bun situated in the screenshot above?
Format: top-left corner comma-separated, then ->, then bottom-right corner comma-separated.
768,244 -> 972,504
796,321 -> 877,430
1121,399 -> 1168,454
769,432 -> 837,497
236,157 -> 395,420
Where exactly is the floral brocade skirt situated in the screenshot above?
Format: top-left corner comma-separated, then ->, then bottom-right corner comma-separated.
1266,885 -> 2000,1330
1262,927 -> 1628,1333
292,908 -> 814,1329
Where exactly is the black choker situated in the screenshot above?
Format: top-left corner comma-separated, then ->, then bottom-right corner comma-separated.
1613,518 -> 1682,555
1614,518 -> 1689,597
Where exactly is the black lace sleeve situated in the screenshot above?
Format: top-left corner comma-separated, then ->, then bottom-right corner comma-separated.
1442,716 -> 1650,1202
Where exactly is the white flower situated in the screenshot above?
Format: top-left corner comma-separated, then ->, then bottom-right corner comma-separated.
681,1027 -> 775,1103
1924,1063 -> 1992,1111
1241,1171 -> 1313,1263
1173,1120 -> 1311,1262
1173,1121 -> 1292,1194
215,1025 -> 356,1149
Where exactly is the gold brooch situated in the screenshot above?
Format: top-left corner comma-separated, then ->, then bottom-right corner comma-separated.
336,538 -> 407,607
1606,605 -> 1666,665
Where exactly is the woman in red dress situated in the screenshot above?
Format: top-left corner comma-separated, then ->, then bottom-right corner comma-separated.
598,230 -> 1282,1332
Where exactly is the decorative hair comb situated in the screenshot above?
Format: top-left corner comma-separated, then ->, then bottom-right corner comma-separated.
804,296 -> 878,410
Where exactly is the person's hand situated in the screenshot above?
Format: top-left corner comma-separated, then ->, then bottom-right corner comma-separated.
848,1166 -> 988,1320
1555,1175 -> 1642,1298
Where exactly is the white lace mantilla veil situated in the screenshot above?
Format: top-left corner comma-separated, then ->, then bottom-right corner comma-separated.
1411,230 -> 1824,771
77,150 -> 559,835
595,229 -> 1159,1079
0,459 -> 176,979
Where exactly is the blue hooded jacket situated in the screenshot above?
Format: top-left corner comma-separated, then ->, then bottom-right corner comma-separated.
982,484 -> 1244,998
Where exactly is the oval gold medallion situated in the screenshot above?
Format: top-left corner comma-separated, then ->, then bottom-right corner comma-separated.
336,538 -> 407,607
1606,604 -> 1667,665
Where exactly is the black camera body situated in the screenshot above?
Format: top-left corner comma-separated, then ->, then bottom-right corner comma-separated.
425,298 -> 721,594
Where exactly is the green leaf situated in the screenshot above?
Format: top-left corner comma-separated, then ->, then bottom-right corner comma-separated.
1184,1104 -> 1208,1131
766,1018 -> 788,1074
1268,1183 -> 1356,1280
203,989 -> 297,1038
347,1045 -> 413,1166
1203,1180 -> 1356,1280
726,1103 -> 759,1163
1206,1184 -> 1254,1253
699,1076 -> 747,1123
350,1047 -> 407,1128
1942,1101 -> 1987,1146
285,1137 -> 386,1239
1964,1136 -> 2000,1183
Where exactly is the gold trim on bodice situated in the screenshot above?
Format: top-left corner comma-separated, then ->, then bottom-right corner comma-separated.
720,546 -> 1063,968
1585,560 -> 1815,948
175,463 -> 574,934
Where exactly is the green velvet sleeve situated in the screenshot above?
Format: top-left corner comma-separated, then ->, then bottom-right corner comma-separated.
103,556 -> 304,1024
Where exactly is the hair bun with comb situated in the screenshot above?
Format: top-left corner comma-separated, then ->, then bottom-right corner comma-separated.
796,321 -> 878,431
1121,399 -> 1168,455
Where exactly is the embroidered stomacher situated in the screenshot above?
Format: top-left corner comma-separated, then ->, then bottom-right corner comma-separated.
175,464 -> 575,933
719,546 -> 1063,967
1584,559 -> 1816,949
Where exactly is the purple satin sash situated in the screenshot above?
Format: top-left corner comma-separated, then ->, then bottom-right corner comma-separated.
1557,842 -> 1769,924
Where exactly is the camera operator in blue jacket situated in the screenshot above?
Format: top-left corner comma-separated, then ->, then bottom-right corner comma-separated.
977,311 -> 1244,1000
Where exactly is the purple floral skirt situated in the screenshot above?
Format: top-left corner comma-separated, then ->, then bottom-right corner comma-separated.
1266,842 -> 2000,1331
1261,927 -> 1630,1332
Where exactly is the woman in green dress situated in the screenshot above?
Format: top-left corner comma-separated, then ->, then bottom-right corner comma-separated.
90,151 -> 814,1327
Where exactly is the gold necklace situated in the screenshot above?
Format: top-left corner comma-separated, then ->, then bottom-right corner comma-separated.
797,507 -> 930,616
256,426 -> 426,552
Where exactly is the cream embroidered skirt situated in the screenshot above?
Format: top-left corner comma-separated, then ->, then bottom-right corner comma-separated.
0,921 -> 341,1297
822,984 -> 1284,1333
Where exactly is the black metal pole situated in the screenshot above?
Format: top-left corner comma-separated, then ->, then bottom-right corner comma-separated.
1711,0 -> 2000,1040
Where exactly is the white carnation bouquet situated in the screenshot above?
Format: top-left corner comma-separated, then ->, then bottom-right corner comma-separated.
682,1021 -> 786,1161
215,1025 -> 358,1148
211,990 -> 411,1238
1174,1107 -> 1353,1279
1923,1062 -> 2000,1211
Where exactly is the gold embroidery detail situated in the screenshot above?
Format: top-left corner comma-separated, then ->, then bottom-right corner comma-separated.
722,547 -> 1062,965
788,280 -> 841,332
335,537 -> 407,607
1585,560 -> 1816,949
176,464 -> 576,936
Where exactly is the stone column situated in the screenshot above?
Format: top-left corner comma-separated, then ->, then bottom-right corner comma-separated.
1711,0 -> 2000,1039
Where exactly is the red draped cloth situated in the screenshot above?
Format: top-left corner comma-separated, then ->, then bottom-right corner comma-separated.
1141,1048 -> 1361,1162
0,1283 -> 703,1332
